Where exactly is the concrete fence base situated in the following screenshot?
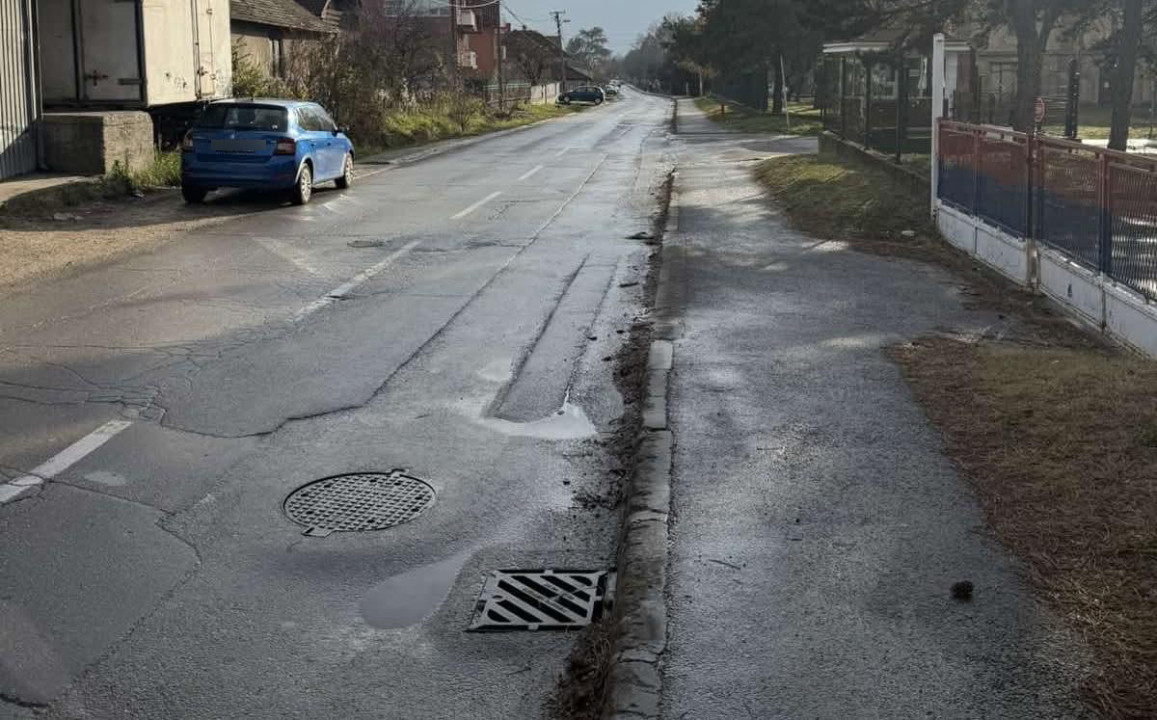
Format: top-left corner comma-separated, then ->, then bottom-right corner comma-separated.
936,200 -> 1157,358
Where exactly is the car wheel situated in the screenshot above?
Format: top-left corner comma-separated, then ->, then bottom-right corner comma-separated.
181,185 -> 208,204
595,98 -> 604,105
335,154 -> 353,190
292,163 -> 313,205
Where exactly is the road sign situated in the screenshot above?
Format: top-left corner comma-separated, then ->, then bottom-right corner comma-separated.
1034,96 -> 1047,124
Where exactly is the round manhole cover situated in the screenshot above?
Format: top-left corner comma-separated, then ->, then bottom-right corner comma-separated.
284,470 -> 435,537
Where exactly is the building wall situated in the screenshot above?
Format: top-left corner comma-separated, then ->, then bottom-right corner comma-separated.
0,0 -> 38,179
231,22 -> 322,85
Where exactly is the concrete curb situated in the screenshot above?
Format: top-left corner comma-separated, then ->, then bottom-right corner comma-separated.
603,170 -> 680,720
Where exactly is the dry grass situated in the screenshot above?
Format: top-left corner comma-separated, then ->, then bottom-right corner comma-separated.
889,338 -> 1157,719
547,618 -> 615,719
757,151 -> 1157,719
694,96 -> 824,136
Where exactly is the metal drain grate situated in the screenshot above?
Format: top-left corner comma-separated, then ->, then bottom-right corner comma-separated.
284,470 -> 435,537
469,570 -> 610,631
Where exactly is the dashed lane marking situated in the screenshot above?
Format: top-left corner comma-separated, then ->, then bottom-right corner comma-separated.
0,420 -> 133,504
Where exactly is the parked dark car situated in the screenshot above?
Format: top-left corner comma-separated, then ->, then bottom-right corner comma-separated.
557,86 -> 605,105
180,99 -> 354,206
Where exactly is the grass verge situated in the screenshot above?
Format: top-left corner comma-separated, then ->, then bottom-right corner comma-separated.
694,95 -> 823,136
758,151 -> 1157,719
365,102 -> 579,155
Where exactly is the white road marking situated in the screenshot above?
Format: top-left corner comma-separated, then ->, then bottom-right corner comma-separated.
554,147 -> 570,158
254,237 -> 323,276
518,165 -> 544,182
451,191 -> 503,220
292,240 -> 422,323
0,420 -> 133,504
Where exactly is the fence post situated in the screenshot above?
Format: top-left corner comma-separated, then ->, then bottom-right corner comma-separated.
931,33 -> 946,218
1025,131 -> 1039,287
894,57 -> 907,164
839,57 -> 847,139
972,129 -> 982,214
1098,153 -> 1113,278
864,59 -> 873,150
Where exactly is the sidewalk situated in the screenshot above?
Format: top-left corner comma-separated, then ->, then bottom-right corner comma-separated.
657,99 -> 1091,718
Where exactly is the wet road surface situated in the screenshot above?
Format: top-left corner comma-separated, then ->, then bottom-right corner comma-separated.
0,90 -> 674,719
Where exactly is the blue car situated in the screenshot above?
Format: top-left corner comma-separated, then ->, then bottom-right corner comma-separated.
180,99 -> 354,205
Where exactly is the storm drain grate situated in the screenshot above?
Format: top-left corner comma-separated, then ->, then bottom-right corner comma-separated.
469,570 -> 610,631
284,470 -> 435,537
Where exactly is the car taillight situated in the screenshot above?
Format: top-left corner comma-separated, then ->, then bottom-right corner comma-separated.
274,138 -> 296,155
181,132 -> 194,152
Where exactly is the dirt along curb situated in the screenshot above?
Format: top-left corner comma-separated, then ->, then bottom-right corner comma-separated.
601,167 -> 680,720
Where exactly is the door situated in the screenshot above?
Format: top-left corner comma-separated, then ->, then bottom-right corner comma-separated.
300,106 -> 338,179
313,106 -> 344,179
77,0 -> 142,102
192,0 -> 216,97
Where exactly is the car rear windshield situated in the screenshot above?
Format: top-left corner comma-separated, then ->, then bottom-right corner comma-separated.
195,105 -> 289,132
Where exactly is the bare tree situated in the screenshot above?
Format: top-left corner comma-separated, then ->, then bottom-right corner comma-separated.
508,31 -> 554,89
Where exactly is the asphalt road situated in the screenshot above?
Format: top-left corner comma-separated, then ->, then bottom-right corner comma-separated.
0,89 -> 674,719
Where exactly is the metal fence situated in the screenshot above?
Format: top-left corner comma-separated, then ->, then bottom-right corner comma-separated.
939,119 -> 1157,300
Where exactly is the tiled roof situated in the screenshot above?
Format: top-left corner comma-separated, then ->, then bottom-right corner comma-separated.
231,0 -> 334,32
293,0 -> 329,15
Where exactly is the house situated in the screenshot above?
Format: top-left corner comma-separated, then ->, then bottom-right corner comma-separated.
231,0 -> 335,81
506,29 -> 592,94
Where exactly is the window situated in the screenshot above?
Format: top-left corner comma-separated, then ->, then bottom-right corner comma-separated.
296,107 -> 321,131
195,104 -> 289,131
313,107 -> 337,132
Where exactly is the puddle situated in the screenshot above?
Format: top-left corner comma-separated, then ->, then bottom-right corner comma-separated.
465,400 -> 597,440
360,551 -> 472,629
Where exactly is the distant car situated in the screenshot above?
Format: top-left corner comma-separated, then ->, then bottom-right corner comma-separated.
557,86 -> 605,105
180,99 -> 354,206
603,85 -> 619,97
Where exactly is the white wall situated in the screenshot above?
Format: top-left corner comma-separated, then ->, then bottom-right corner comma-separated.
937,199 -> 1157,358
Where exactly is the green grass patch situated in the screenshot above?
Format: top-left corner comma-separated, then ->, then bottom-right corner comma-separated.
129,151 -> 181,189
366,101 -> 578,154
754,154 -> 933,248
694,95 -> 823,136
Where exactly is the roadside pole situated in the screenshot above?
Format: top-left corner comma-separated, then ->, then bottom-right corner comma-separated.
931,33 -> 945,219
497,1 -> 506,112
552,10 -> 567,93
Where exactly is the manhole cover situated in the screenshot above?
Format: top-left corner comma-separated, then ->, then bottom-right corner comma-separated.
284,470 -> 435,537
469,570 -> 611,631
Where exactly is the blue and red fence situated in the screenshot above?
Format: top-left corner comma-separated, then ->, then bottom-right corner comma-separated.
938,119 -> 1157,300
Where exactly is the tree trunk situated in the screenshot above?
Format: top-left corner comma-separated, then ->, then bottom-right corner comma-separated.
771,60 -> 784,115
1012,2 -> 1042,132
1109,0 -> 1144,151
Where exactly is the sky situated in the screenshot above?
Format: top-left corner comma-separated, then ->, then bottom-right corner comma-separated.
499,0 -> 700,54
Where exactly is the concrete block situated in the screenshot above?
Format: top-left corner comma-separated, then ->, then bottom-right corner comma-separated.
975,222 -> 1029,286
42,111 -> 154,176
1105,282 -> 1157,358
1039,247 -> 1104,327
936,202 -> 978,255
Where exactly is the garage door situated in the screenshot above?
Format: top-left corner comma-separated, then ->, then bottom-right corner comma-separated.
0,0 -> 37,180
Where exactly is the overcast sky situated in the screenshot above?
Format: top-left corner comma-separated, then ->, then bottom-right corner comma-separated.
501,0 -> 699,54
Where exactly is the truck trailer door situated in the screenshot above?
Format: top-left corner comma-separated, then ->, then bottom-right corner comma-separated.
78,0 -> 143,102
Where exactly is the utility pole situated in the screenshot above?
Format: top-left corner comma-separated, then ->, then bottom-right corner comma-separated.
448,0 -> 459,93
497,0 -> 506,112
551,10 -> 567,93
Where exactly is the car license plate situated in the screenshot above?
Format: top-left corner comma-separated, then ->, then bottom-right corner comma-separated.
211,139 -> 266,153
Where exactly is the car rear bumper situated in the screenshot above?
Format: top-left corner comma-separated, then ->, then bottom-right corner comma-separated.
180,155 -> 299,189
